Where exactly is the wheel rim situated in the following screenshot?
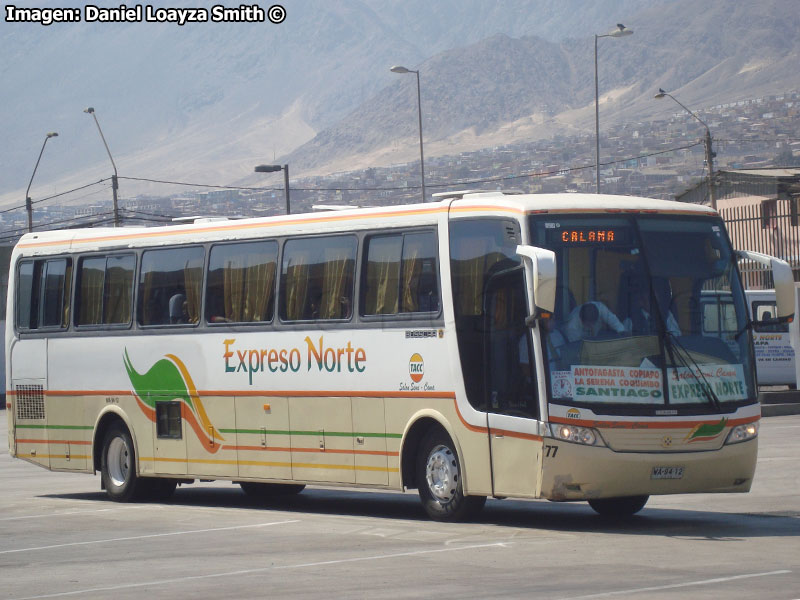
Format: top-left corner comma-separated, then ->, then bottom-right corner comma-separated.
107,436 -> 130,488
425,444 -> 458,503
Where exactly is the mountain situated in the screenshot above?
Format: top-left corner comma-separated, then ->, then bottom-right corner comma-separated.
1,0 -> 797,206
283,0 -> 800,176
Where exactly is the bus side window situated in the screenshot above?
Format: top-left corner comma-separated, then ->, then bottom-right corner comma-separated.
360,230 -> 440,316
16,258 -> 72,331
75,254 -> 135,327
205,240 -> 278,324
280,235 -> 357,322
137,247 -> 204,326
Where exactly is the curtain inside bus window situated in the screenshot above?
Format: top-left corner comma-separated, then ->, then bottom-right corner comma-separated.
78,257 -> 105,325
244,256 -> 275,321
184,258 -> 202,324
224,254 -> 245,322
321,246 -> 350,319
363,235 -> 401,315
283,251 -> 309,320
401,232 -> 438,313
208,241 -> 277,324
104,255 -> 134,325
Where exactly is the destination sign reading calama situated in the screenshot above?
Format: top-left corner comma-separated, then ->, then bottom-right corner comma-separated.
547,227 -> 630,245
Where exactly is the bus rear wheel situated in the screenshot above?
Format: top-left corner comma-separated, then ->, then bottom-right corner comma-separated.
416,428 -> 486,521
101,422 -> 145,502
588,495 -> 649,517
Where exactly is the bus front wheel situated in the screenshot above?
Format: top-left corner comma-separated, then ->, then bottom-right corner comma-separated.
416,428 -> 486,521
588,495 -> 649,517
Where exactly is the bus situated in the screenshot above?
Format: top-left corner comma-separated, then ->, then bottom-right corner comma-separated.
745,288 -> 799,388
6,191 -> 795,521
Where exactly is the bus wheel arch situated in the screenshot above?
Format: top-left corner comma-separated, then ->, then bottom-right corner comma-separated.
400,414 -> 459,491
93,409 -> 135,474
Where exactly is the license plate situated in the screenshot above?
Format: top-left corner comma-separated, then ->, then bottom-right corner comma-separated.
651,466 -> 684,480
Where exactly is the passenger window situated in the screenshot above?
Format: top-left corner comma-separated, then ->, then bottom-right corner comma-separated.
206,241 -> 278,324
138,247 -> 204,326
16,258 -> 72,331
76,254 -> 135,326
361,231 -> 440,316
280,236 -> 356,321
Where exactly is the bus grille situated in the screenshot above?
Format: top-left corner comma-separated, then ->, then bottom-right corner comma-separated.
16,385 -> 45,420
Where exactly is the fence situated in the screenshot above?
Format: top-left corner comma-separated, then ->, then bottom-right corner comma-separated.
721,201 -> 800,289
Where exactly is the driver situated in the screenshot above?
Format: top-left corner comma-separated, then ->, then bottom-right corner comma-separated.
564,301 -> 626,342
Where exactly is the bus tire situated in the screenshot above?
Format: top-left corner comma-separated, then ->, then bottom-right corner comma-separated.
100,422 -> 145,502
588,495 -> 649,517
416,428 -> 486,521
239,482 -> 306,497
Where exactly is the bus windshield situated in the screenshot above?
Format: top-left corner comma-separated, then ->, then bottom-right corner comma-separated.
530,214 -> 755,413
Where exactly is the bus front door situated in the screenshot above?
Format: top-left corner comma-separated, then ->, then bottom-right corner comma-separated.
484,268 -> 542,498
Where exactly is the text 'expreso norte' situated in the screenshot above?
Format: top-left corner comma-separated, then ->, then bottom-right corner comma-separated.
5,4 -> 272,26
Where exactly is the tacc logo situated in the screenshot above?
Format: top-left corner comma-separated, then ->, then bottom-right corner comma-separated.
409,353 -> 424,383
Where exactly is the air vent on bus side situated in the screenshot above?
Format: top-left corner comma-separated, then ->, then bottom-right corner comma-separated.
16,384 -> 45,420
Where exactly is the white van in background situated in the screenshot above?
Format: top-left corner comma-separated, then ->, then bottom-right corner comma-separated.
745,287 -> 799,388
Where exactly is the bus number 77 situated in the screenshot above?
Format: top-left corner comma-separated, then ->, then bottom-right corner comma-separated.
544,444 -> 559,458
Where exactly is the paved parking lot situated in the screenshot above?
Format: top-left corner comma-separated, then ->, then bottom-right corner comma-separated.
1,412 -> 799,599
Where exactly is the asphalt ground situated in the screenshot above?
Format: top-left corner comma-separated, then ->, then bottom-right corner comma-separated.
1,413 -> 799,600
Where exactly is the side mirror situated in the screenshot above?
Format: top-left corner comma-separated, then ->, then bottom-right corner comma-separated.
736,250 -> 795,323
516,245 -> 557,321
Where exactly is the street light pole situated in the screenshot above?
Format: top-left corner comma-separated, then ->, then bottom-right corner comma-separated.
594,24 -> 633,194
84,107 -> 120,226
25,132 -> 59,233
654,88 -> 716,210
390,65 -> 426,203
254,164 -> 290,214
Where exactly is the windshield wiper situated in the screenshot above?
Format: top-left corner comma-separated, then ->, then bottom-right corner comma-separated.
663,330 -> 722,411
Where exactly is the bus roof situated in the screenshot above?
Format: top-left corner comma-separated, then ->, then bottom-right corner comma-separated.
13,191 -> 716,255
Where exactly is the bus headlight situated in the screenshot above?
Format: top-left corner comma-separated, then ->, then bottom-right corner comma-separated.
724,422 -> 759,445
550,424 -> 605,447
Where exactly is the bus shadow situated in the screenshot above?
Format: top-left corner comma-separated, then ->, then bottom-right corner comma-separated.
44,485 -> 800,539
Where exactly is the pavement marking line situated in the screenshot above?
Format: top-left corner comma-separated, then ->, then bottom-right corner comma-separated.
0,506 -> 154,522
8,542 -> 507,600
557,570 -> 792,599
274,541 -> 508,569
0,520 -> 299,555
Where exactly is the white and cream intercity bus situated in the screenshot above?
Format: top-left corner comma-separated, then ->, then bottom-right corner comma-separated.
6,191 -> 796,521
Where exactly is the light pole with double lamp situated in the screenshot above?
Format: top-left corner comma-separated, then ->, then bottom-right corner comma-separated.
25,132 -> 59,233
390,65 -> 426,203
594,23 -> 633,193
654,88 -> 716,209
84,107 -> 120,226
255,164 -> 290,214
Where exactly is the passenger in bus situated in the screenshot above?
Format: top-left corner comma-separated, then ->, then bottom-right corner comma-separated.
564,301 -> 626,342
543,317 -> 567,370
169,292 -> 188,324
624,285 -> 681,337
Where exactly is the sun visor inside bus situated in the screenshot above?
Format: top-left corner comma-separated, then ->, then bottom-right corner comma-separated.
643,231 -> 727,279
